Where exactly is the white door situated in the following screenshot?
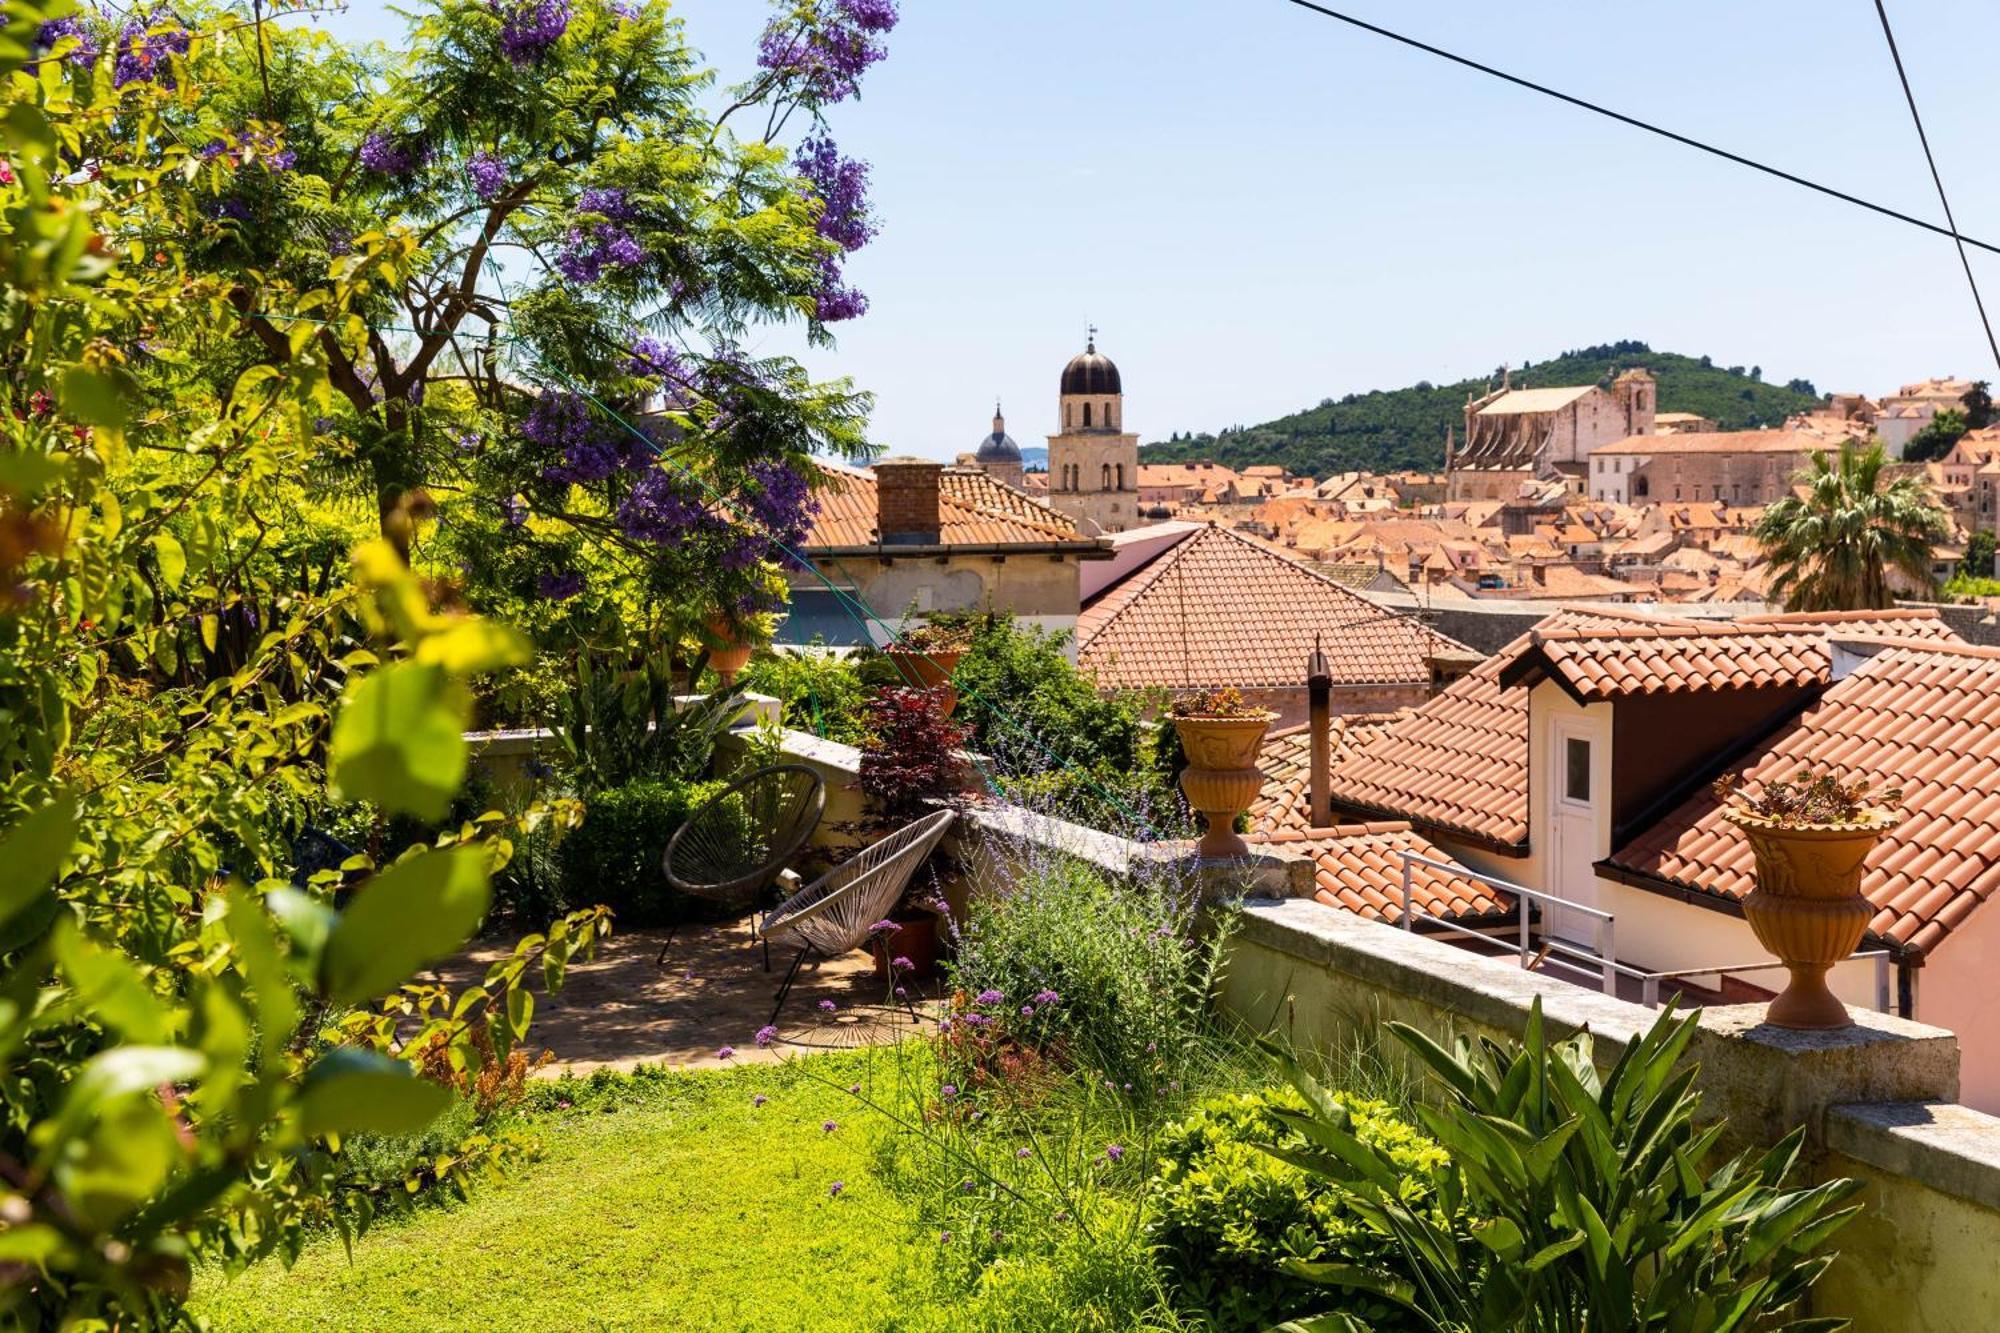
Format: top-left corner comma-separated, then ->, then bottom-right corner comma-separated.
1546,720 -> 1603,946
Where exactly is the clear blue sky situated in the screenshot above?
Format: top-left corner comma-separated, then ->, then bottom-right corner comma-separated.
303,0 -> 2000,461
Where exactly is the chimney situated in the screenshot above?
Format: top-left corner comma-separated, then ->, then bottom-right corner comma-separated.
1307,635 -> 1332,829
874,456 -> 943,544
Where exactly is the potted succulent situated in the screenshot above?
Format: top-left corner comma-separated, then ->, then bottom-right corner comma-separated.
1714,768 -> 1903,1030
1169,687 -> 1276,860
884,619 -> 973,717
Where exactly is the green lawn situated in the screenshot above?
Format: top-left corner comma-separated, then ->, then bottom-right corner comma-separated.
192,1053 -> 922,1332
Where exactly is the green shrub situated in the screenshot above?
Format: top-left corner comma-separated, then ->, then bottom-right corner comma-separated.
738,647 -> 870,745
1264,1000 -> 1863,1331
1147,1087 -> 1448,1332
946,859 -> 1226,1095
556,778 -> 744,925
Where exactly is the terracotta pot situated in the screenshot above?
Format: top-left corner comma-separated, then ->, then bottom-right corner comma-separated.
870,910 -> 941,982
704,618 -> 754,687
1172,712 -> 1275,860
1724,808 -> 1900,1029
885,645 -> 964,718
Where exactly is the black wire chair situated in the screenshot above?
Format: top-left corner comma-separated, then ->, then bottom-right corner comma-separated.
658,763 -> 826,965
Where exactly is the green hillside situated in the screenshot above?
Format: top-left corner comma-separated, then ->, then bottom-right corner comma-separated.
1142,340 -> 1823,479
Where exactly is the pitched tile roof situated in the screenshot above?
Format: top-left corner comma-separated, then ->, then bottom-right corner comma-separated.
1325,607 -> 1678,849
1501,624 -> 1831,700
1076,524 -> 1473,690
1475,385 -> 1597,415
806,463 -> 1090,549
1330,606 -> 1964,855
1605,640 -> 2000,957
1737,608 -> 1963,641
1250,714 -> 1410,836
1591,427 -> 1855,457
1255,824 -> 1513,924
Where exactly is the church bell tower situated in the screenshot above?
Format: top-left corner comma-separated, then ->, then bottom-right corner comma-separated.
1046,328 -> 1139,534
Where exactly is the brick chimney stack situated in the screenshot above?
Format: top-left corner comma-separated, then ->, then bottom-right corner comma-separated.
874,456 -> 943,545
1307,635 -> 1332,828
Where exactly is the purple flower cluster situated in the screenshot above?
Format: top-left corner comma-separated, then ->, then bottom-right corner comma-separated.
744,460 -> 818,563
974,988 -> 1004,1006
496,0 -> 570,64
616,467 -> 725,545
793,136 -> 876,323
201,128 -> 295,173
555,224 -> 644,284
113,14 -> 188,87
37,16 -> 100,69
468,150 -> 509,201
756,0 -> 898,106
359,133 -> 424,178
579,186 -> 636,219
754,1024 -> 778,1047
536,569 -> 585,600
625,335 -> 688,385
523,391 -> 637,483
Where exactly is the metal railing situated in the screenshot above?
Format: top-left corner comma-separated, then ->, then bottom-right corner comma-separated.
1395,850 -> 1894,1012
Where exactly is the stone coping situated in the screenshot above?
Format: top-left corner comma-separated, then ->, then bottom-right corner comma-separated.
1830,1101 -> 2000,1214
1232,898 -> 1958,1148
465,693 -> 781,753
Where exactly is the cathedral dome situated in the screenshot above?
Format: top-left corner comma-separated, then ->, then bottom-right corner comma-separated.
1060,338 -> 1122,396
976,402 -> 1021,464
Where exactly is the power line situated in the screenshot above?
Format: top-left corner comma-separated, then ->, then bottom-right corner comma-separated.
1869,0 -> 2000,377
1278,0 -> 2000,259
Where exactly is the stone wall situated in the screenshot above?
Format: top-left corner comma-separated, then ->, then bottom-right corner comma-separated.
1218,898 -> 2000,1332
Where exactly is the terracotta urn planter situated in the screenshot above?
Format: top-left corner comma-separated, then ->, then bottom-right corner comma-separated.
1172,711 -> 1276,860
704,618 -> 754,687
1724,807 -> 1901,1029
885,645 -> 964,718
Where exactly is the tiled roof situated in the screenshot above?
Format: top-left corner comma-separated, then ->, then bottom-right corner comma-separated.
1475,385 -> 1596,415
1606,640 -> 2000,957
1737,608 -> 1962,641
1325,607 -> 1676,849
1592,428 -> 1850,457
1076,524 -> 1473,690
1250,714 -> 1410,836
1255,824 -> 1513,925
1503,624 -> 1830,700
1332,606 -> 1965,853
806,463 -> 1088,549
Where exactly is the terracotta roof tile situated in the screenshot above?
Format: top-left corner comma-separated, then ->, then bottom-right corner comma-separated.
1255,824 -> 1513,924
1249,714 -> 1411,836
1508,624 -> 1832,699
1736,608 -> 1963,641
1076,525 -> 1473,690
807,463 -> 1089,549
1607,640 -> 2000,957
1324,607 -> 1961,850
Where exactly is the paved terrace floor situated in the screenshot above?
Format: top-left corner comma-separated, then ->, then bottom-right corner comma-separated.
425,921 -> 942,1074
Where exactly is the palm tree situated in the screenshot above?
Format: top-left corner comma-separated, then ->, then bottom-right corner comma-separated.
1756,440 -> 1950,611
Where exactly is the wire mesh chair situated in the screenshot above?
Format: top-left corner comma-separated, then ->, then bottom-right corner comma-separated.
760,808 -> 956,1027
658,763 -> 826,965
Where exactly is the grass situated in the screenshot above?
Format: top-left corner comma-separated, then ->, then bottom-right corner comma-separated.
191,1053 -> 922,1332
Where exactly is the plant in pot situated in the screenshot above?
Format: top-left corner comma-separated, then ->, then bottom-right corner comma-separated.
1714,768 -> 1902,1029
702,610 -> 774,688
883,617 -> 974,716
1169,687 -> 1276,860
854,685 -> 970,982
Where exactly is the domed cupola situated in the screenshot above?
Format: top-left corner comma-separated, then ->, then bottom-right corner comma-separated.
975,401 -> 1022,464
1060,336 -> 1122,397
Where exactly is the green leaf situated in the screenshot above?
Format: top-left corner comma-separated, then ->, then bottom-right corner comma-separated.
151,531 -> 186,591
1472,1216 -> 1524,1258
57,364 -> 135,429
415,618 -> 531,675
0,792 -> 78,927
320,846 -> 491,1006
53,921 -> 174,1043
298,1048 -> 452,1136
328,661 -> 468,821
43,1046 -> 206,1159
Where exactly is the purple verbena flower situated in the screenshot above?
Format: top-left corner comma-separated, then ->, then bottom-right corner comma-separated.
1015,1147 -> 1031,1159
1020,1005 -> 1034,1018
962,1012 -> 992,1028
890,956 -> 913,971
975,989 -> 1004,1007
822,1120 -> 838,1133
754,1024 -> 778,1048
868,918 -> 900,935
753,1093 -> 768,1107
818,999 -> 837,1014
1032,989 -> 1060,1006
716,1045 -> 735,1059
940,1084 -> 956,1100
828,1180 -> 844,1197
1105,1144 -> 1124,1162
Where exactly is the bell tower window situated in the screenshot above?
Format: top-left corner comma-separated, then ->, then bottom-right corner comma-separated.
1083,402 -> 1092,428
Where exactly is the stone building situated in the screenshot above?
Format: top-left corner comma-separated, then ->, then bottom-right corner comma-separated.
1878,376 -> 1974,457
1046,334 -> 1140,535
783,457 -> 1110,653
969,401 -> 1024,489
1446,368 -> 1656,502
1587,423 -> 1855,507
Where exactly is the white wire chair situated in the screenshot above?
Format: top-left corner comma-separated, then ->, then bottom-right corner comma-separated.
759,808 -> 956,1026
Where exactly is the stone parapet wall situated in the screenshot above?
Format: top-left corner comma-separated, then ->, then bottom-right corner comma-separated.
1220,898 -> 2000,1332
